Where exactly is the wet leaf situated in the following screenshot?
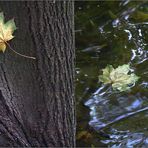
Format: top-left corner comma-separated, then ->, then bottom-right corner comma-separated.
77,131 -> 93,141
0,12 -> 16,52
99,64 -> 139,92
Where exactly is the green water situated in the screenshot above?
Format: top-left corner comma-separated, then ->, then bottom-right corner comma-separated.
75,1 -> 148,147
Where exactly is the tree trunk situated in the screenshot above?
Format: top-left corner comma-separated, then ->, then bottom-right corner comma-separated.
0,1 -> 75,147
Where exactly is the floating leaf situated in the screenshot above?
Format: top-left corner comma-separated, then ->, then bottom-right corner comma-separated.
0,12 -> 16,52
99,65 -> 114,84
99,64 -> 139,92
77,131 -> 92,141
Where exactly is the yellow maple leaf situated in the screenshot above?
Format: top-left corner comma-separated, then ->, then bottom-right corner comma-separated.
0,12 -> 16,52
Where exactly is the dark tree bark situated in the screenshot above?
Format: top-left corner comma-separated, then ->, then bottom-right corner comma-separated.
0,1 -> 75,147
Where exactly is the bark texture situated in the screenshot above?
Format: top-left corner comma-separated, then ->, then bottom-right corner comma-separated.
0,1 -> 75,147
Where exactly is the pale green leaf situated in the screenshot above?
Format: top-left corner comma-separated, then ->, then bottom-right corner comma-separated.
99,64 -> 140,92
99,65 -> 114,84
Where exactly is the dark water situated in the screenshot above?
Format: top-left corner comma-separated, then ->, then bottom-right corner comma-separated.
75,1 -> 148,147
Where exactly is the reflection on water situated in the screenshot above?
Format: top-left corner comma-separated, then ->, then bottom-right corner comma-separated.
76,1 -> 148,147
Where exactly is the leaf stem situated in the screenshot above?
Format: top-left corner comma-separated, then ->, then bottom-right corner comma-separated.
5,42 -> 36,60
0,35 -> 36,60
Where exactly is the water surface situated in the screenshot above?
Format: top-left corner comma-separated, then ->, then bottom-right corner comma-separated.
76,1 -> 148,147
